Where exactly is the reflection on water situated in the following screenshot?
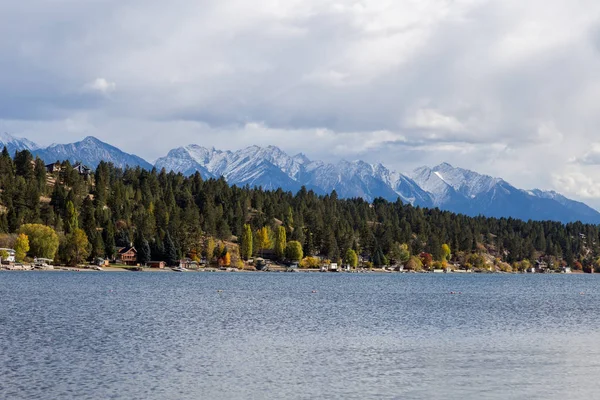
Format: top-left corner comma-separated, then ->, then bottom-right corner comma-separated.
1,272 -> 600,399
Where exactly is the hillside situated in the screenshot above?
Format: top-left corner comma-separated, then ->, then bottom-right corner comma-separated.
1,133 -> 598,224
0,148 -> 598,271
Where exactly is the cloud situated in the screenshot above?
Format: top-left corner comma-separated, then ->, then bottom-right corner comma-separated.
406,108 -> 465,133
552,171 -> 600,199
571,143 -> 600,165
84,78 -> 116,94
1,0 -> 600,205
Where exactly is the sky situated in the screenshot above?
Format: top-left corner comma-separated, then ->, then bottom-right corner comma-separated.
2,1 -> 600,206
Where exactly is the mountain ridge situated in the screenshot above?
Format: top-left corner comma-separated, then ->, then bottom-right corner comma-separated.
0,133 -> 598,224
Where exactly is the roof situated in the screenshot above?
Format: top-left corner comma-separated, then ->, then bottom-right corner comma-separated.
118,246 -> 137,254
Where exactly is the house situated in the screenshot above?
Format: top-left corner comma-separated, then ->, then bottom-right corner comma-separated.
73,162 -> 92,177
0,248 -> 15,263
179,259 -> 199,269
148,261 -> 166,269
117,246 -> 137,265
45,162 -> 62,174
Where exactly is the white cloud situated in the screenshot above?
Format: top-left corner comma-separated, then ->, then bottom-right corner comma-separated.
84,78 -> 116,94
552,171 -> 600,199
406,109 -> 465,133
2,0 -> 600,205
572,143 -> 600,165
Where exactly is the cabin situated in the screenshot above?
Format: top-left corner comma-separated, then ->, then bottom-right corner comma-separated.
117,246 -> 137,265
0,248 -> 16,263
45,162 -> 62,174
148,261 -> 166,269
328,262 -> 338,272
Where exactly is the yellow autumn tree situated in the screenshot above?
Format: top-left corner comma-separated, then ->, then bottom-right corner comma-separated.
256,226 -> 272,257
14,234 -> 30,262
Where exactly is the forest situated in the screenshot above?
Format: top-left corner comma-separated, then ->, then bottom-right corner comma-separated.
1,147 -> 599,272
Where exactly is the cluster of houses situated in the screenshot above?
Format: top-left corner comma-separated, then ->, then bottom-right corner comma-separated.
45,161 -> 92,177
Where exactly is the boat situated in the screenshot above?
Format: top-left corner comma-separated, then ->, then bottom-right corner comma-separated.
172,267 -> 188,272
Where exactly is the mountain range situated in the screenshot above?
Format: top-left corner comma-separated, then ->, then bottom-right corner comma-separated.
2,133 -> 599,224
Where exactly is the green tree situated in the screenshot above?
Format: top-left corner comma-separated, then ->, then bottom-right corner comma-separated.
19,224 -> 59,259
285,240 -> 303,261
241,224 -> 253,261
135,234 -> 151,265
63,229 -> 90,266
344,249 -> 358,268
390,242 -> 411,264
14,233 -> 29,262
64,201 -> 78,234
275,225 -> 286,260
163,232 -> 178,266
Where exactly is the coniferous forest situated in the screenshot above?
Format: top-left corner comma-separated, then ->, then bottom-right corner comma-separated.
2,147 -> 600,272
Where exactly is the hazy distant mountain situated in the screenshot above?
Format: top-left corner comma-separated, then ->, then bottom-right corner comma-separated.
34,136 -> 153,170
0,132 -> 40,155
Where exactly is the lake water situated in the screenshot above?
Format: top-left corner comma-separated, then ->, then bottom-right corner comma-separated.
2,272 -> 600,399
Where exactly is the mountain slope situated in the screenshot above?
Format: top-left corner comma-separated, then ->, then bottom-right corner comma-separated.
410,163 -> 600,224
155,144 -> 432,204
155,145 -> 600,223
35,136 -> 153,169
3,132 -> 597,225
0,132 -> 39,154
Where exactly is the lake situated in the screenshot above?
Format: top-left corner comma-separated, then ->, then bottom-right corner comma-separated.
1,272 -> 600,399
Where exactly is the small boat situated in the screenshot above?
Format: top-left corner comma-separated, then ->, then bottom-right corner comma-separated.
172,267 -> 188,272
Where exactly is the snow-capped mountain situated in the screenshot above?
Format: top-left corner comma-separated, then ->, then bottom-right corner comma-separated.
155,145 -> 432,204
1,133 -> 598,224
409,163 -> 600,223
156,145 -> 600,224
0,132 -> 40,154
34,136 -> 153,170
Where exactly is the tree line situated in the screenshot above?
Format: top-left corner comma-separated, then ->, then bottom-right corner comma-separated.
1,148 -> 599,271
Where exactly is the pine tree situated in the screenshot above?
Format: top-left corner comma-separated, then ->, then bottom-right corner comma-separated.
163,232 -> 178,266
135,234 -> 151,265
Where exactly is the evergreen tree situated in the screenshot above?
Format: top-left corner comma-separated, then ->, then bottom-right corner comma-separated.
163,232 -> 178,266
135,234 -> 151,265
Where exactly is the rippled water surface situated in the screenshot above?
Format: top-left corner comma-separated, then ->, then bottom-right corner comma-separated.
2,272 -> 600,399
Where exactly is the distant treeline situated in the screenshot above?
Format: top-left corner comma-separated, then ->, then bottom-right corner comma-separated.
0,148 -> 598,270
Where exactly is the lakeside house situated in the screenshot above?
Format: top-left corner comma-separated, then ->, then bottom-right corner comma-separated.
117,246 -> 138,265
0,248 -> 16,263
179,259 -> 199,269
148,261 -> 166,269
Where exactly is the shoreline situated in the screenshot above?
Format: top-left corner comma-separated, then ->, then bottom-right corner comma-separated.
0,266 -> 585,275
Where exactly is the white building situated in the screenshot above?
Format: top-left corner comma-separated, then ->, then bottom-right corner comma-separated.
0,248 -> 16,263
